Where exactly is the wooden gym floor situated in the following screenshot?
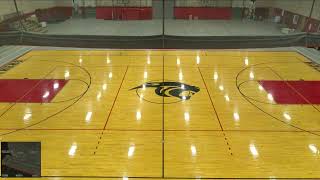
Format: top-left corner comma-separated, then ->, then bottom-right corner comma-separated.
0,50 -> 320,179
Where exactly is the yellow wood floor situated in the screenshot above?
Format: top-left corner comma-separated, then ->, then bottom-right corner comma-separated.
0,50 -> 320,179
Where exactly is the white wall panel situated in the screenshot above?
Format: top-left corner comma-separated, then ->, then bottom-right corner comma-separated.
0,0 -> 16,16
17,0 -> 56,13
273,0 -> 313,17
232,0 -> 274,8
175,0 -> 232,7
96,0 -> 152,7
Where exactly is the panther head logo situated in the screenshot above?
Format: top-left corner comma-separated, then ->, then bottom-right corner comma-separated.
130,81 -> 200,103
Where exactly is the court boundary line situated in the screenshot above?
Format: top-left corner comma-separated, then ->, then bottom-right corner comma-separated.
93,66 -> 129,155
1,128 -> 320,132
31,48 -> 300,53
24,53 -> 303,58
40,175 -> 320,179
30,64 -> 310,69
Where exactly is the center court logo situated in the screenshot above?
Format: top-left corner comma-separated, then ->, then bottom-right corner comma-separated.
130,81 -> 200,104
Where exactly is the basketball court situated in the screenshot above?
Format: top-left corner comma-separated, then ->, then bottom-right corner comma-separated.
0,49 -> 319,179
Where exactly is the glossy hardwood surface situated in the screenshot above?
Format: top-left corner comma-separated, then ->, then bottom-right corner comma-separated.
0,50 -> 319,179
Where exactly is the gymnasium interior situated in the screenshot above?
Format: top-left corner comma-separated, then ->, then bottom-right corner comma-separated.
0,0 -> 320,179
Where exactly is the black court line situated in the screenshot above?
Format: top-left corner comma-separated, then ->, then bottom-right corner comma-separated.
198,67 -> 233,156
1,128 -> 320,132
38,64 -> 307,68
50,79 -> 90,103
0,60 -> 92,137
237,80 -> 279,105
268,66 -> 320,113
27,53 -> 302,57
41,175 -> 320,179
162,54 -> 165,178
0,51 -> 55,111
25,64 -> 268,69
237,60 -> 320,105
0,79 -> 89,105
109,129 -> 320,132
0,66 -> 57,119
93,66 -> 129,155
235,62 -> 320,137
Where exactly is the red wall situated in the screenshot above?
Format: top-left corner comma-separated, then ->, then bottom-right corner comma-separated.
174,7 -> 232,20
35,6 -> 72,23
96,7 -> 152,20
52,6 -> 73,17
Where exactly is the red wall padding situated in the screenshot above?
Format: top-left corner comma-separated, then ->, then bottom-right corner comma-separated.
96,7 -> 152,20
53,7 -> 73,17
174,7 -> 232,20
46,7 -> 73,18
35,6 -> 72,22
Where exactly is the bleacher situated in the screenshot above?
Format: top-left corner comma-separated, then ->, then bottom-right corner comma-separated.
0,12 -> 47,33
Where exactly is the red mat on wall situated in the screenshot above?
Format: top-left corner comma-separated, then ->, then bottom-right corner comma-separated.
174,7 -> 232,20
0,79 -> 68,103
96,7 -> 152,20
259,80 -> 320,104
